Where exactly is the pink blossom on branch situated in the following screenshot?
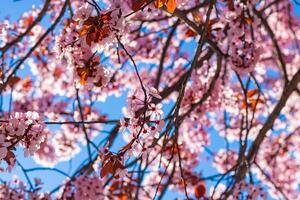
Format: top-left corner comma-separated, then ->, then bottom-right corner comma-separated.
0,112 -> 45,171
0,0 -> 299,199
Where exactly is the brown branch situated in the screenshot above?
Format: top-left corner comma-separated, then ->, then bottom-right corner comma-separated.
154,19 -> 180,89
253,8 -> 289,85
254,161 -> 289,200
179,53 -> 222,120
45,119 -> 119,125
76,88 -> 93,162
70,48 -> 214,182
163,5 -> 227,58
234,69 -> 300,183
157,162 -> 176,200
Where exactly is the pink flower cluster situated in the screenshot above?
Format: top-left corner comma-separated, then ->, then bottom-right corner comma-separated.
225,1 -> 262,73
62,175 -> 104,200
121,86 -> 165,160
55,32 -> 111,90
95,86 -> 165,179
54,2 -> 126,89
0,22 -> 7,35
0,112 -> 45,171
210,181 -> 267,199
230,181 -> 267,200
213,149 -> 238,173
0,176 -> 50,200
255,133 -> 300,199
74,2 -> 124,47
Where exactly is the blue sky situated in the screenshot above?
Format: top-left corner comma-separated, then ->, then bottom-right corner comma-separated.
0,1 -> 300,199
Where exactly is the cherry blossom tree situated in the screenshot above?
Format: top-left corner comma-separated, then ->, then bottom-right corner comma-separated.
0,0 -> 299,199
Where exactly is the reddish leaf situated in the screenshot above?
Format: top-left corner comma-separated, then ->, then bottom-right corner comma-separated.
208,18 -> 219,26
79,13 -> 113,46
4,150 -> 16,167
100,11 -> 113,23
8,76 -> 21,87
99,115 -> 108,121
113,160 -> 124,174
249,99 -> 265,110
53,67 -> 63,78
79,25 -> 90,37
241,98 -> 265,110
247,89 -> 258,98
83,106 -> 91,115
245,17 -> 254,25
132,0 -> 148,11
192,11 -> 202,24
185,29 -> 197,38
228,0 -> 234,11
21,76 -> 33,91
24,16 -> 34,26
100,161 -> 113,178
194,183 -> 206,199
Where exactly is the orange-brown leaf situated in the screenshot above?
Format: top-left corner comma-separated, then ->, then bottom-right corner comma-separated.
100,12 -> 112,23
100,161 -> 113,178
21,76 -> 32,90
247,89 -> 258,98
249,99 -> 265,110
241,101 -> 247,109
53,67 -> 63,78
185,29 -> 197,38
4,150 -> 15,166
94,80 -> 103,87
84,106 -> 91,115
245,17 -> 253,25
83,16 -> 97,26
192,11 -> 202,24
166,0 -> 176,13
241,98 -> 265,110
118,194 -> 127,200
77,68 -> 89,85
154,0 -> 167,8
132,0 -> 148,11
24,16 -> 34,26
79,26 -> 90,37
8,76 -> 21,87
208,18 -> 219,26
